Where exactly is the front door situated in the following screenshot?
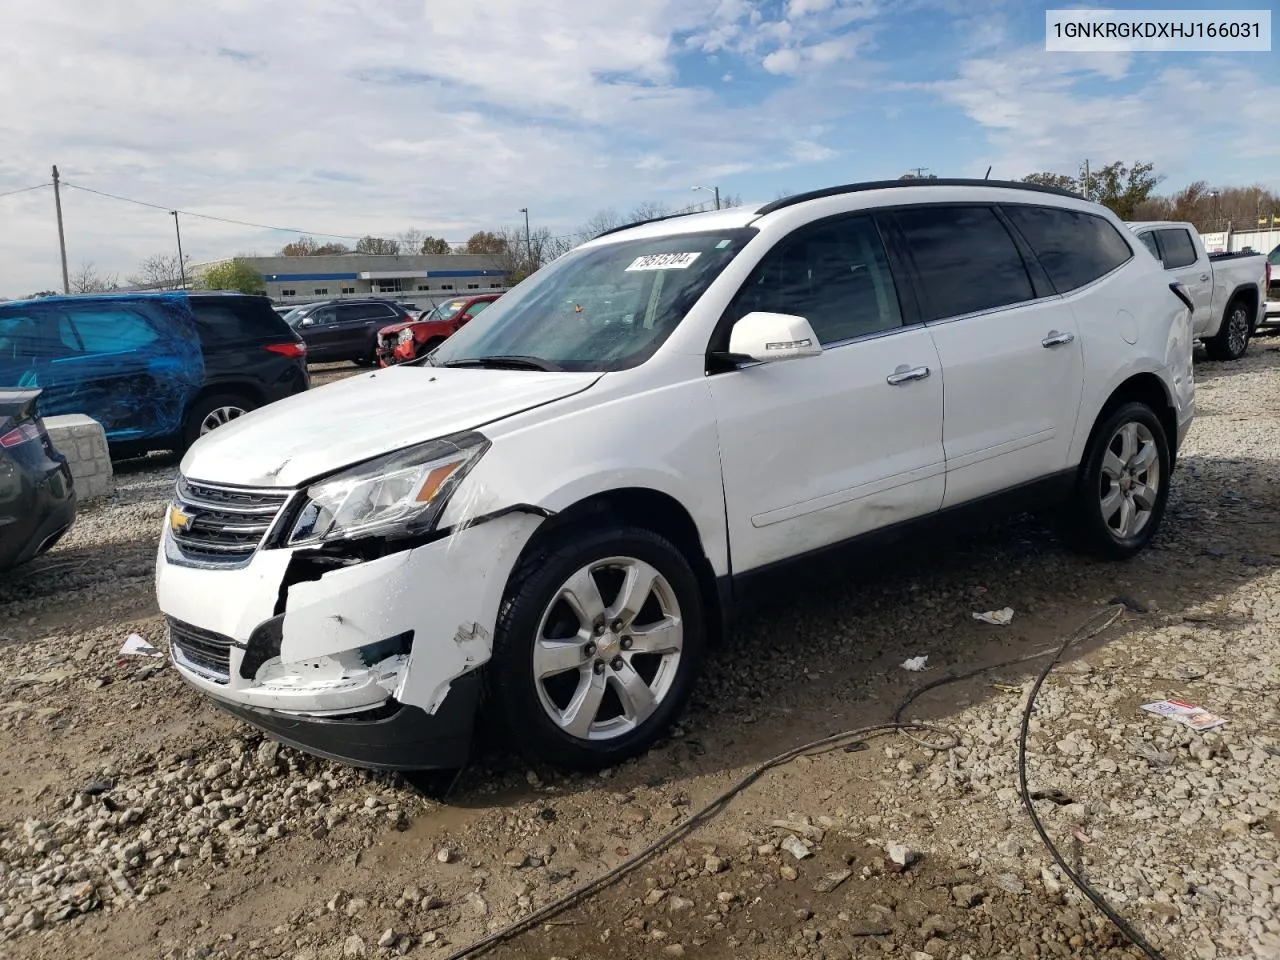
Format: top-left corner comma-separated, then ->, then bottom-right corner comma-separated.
706,213 -> 946,574
889,204 -> 1085,506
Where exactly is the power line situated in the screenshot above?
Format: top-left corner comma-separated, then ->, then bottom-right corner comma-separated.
59,179 -> 577,245
0,182 -> 51,200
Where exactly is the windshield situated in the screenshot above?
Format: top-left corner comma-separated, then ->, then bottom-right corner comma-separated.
425,300 -> 468,322
430,228 -> 756,372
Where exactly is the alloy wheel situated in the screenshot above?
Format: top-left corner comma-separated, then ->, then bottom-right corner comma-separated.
1098,420 -> 1161,540
532,556 -> 684,742
199,405 -> 246,435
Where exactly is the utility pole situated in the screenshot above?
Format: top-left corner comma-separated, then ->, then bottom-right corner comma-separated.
170,211 -> 187,289
518,207 -> 531,269
910,166 -> 929,179
1082,159 -> 1090,200
52,165 -> 70,294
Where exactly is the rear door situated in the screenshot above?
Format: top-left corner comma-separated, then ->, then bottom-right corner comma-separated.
890,204 -> 1086,507
190,297 -> 307,400
1150,227 -> 1212,334
22,299 -> 199,441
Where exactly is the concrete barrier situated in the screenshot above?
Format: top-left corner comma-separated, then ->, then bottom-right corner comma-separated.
43,415 -> 115,501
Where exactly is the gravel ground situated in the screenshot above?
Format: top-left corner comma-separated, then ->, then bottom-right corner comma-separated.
1,346 -> 1277,960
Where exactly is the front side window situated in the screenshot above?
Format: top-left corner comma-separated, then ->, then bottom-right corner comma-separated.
1268,245 -> 1280,266
724,215 -> 903,346
466,300 -> 492,318
431,229 -> 756,372
1138,232 -> 1160,258
894,205 -> 1035,322
1156,229 -> 1198,269
1001,205 -> 1134,293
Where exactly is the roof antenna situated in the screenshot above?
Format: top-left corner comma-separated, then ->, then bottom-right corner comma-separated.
984,165 -> 992,180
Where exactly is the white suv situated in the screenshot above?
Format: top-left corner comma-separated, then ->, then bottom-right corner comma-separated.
156,180 -> 1195,772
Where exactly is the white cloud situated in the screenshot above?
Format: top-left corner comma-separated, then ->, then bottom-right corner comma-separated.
931,46 -> 1280,188
0,0 -> 874,295
790,140 -> 837,163
763,48 -> 804,75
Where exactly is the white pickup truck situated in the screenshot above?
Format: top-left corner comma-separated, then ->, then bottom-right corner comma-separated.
1128,221 -> 1267,360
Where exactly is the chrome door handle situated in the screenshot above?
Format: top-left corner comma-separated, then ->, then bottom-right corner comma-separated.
886,365 -> 930,385
1042,330 -> 1075,347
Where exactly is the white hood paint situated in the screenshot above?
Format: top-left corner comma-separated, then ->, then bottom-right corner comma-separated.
181,365 -> 601,488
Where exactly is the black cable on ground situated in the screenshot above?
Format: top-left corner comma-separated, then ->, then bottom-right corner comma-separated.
1017,604 -> 1167,960
441,603 -> 1162,960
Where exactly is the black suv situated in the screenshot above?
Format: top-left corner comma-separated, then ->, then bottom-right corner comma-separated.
282,298 -> 415,365
0,292 -> 309,456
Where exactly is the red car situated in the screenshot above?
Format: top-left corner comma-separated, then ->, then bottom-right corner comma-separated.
376,294 -> 502,365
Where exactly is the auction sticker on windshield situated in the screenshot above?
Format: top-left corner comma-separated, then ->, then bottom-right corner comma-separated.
626,252 -> 702,271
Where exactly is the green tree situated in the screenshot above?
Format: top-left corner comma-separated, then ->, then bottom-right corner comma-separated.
1090,161 -> 1163,220
200,258 -> 265,295
420,236 -> 452,255
1021,161 -> 1163,220
1021,172 -> 1078,192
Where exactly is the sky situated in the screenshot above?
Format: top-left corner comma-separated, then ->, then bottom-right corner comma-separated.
0,0 -> 1276,298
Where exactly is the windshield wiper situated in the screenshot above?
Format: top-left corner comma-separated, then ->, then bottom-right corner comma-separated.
441,355 -> 563,372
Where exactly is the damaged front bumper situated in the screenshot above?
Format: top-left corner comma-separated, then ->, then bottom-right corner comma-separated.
155,510 -> 542,770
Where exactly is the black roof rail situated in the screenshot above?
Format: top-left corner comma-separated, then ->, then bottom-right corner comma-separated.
592,209 -> 706,241
755,178 -> 1083,216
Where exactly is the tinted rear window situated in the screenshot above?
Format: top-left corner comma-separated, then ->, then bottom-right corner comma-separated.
191,298 -> 292,344
894,205 -> 1035,322
1155,228 -> 1198,270
1001,205 -> 1134,293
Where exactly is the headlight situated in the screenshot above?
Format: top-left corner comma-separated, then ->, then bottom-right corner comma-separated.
285,432 -> 489,546
397,329 -> 414,345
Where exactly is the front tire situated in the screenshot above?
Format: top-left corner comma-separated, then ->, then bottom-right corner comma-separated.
1204,298 -> 1253,361
488,526 -> 706,770
182,393 -> 256,450
1064,402 -> 1171,560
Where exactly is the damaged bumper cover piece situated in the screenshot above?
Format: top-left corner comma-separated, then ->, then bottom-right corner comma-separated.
157,506 -> 547,770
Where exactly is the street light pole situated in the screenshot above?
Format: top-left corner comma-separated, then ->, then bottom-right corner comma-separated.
170,211 -> 187,289
518,207 -> 531,270
691,185 -> 721,210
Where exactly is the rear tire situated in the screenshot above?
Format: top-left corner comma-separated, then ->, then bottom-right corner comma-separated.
1204,298 -> 1253,361
182,393 -> 257,450
487,526 -> 706,770
1062,401 -> 1170,560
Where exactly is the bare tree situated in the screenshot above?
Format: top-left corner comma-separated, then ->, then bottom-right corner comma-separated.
627,200 -> 669,222
128,253 -> 189,291
355,236 -> 400,255
575,208 -> 624,243
70,262 -> 118,294
398,228 -> 428,254
280,236 -> 351,256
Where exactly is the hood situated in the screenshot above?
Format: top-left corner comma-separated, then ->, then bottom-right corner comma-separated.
180,365 -> 601,488
378,319 -> 417,335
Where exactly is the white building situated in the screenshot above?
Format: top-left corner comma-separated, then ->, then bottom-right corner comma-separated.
194,253 -> 510,305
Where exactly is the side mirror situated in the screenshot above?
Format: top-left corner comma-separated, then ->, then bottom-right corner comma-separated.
459,313 -> 473,324
299,317 -> 315,327
726,312 -> 822,363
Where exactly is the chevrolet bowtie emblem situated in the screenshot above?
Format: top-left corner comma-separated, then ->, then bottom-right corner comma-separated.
169,505 -> 194,535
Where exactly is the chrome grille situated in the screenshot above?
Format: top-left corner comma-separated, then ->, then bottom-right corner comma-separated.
170,477 -> 291,566
168,617 -> 234,683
